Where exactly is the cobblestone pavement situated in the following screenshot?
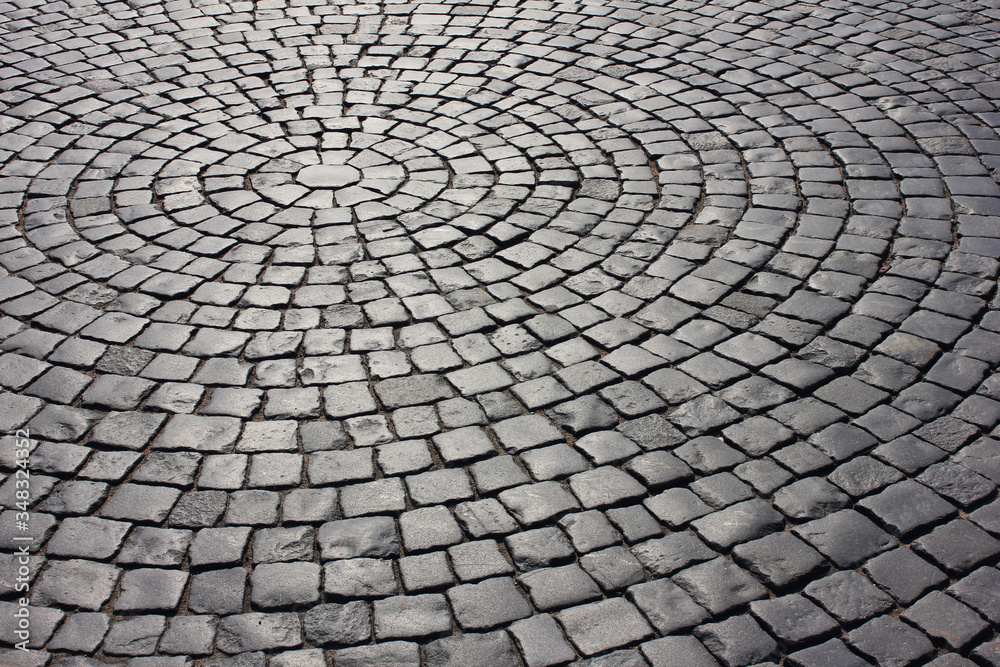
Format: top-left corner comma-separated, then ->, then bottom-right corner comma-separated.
0,0 -> 999,664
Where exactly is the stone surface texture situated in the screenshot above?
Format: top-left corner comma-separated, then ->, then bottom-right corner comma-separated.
0,0 -> 999,664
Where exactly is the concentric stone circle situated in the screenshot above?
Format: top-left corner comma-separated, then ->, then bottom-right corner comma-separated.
0,0 -> 999,665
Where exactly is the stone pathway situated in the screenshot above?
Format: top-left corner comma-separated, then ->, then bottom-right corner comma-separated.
0,0 -> 998,664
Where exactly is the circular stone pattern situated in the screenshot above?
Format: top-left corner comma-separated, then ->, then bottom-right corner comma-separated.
1,0 -> 1000,665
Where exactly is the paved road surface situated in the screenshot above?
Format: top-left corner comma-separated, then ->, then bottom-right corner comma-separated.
0,0 -> 998,664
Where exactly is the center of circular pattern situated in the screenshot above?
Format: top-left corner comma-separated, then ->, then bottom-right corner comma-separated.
295,164 -> 361,189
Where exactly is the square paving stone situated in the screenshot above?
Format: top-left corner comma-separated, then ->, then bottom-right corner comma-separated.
734,459 -> 793,496
863,547 -> 948,605
303,601 -> 371,647
251,562 -> 321,609
90,412 -> 167,449
252,526 -> 314,564
432,426 -> 496,464
556,598 -> 654,657
688,472 -> 753,509
248,453 -> 302,489
318,516 -> 399,561
574,431 -> 642,465
626,578 -> 709,635
448,540 -> 514,582
236,421 -> 298,453
847,616 -> 934,667
199,454 -> 248,490
808,422 -> 878,461
641,635 -> 720,667
154,414 -> 241,453
949,567 -> 1000,624
31,559 -> 120,611
750,595 -> 839,647
424,631 -> 519,667
691,499 -> 784,550
558,510 -> 621,554
215,612 -> 301,654
954,437 -> 1000,484
913,519 -> 1000,575
376,439 -> 434,476
373,594 -> 452,641
47,612 -> 110,653
168,491 -> 228,528
466,454 -> 529,494
669,395 -> 742,436
115,569 -> 189,613
399,552 -> 455,593
788,639 -> 873,667
642,368 -> 709,404
769,398 -> 847,437
101,484 -> 182,524
399,506 -> 463,552
189,526 -> 251,568
308,449 -> 374,486
631,532 -> 716,577
857,479 -> 957,537
265,388 -> 321,419
871,435 -> 947,475
505,527 -> 575,571
492,414 -> 563,452
519,564 -> 602,611
324,558 -> 397,598
605,505 -> 663,544
271,649 -> 327,667
793,509 -> 897,568
453,499 -> 520,539
46,516 -> 131,560
509,614 -> 577,667
405,469 -> 473,506
644,488 -> 712,527
188,568 -> 247,615
675,436 -> 747,474
282,488 -> 338,524
773,477 -> 849,520
723,416 -> 795,457
224,490 -> 280,526
131,451 -> 202,488
813,376 -> 890,415
901,590 -> 989,651
334,641 -> 421,667
499,481 -> 581,526
732,531 -> 827,590
567,467 -> 646,509
341,477 -> 407,516
579,546 -> 646,592
624,450 -> 693,490
103,615 -> 166,656
694,614 -> 779,667
446,577 -> 532,630
672,557 -> 769,615
828,456 -> 904,498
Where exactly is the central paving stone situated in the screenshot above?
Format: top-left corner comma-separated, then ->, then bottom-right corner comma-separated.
295,164 -> 361,188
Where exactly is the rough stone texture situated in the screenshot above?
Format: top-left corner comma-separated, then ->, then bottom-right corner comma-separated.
1,2 -> 999,665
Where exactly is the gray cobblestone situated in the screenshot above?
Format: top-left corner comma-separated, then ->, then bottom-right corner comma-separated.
2,0 -> 1000,663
